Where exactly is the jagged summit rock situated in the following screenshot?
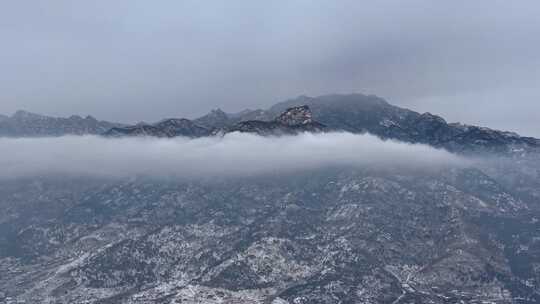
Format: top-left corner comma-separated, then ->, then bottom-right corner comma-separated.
275,105 -> 313,126
221,105 -> 326,136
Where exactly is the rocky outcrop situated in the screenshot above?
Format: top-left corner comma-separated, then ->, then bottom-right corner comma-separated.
275,105 -> 313,126
221,106 -> 326,136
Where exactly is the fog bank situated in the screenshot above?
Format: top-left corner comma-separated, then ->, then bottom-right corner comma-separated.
0,132 -> 464,179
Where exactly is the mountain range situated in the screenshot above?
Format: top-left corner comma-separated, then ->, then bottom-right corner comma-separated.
1,94 -> 540,304
2,94 -> 539,156
0,110 -> 123,137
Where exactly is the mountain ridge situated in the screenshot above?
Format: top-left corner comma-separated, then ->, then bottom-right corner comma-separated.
2,93 -> 539,155
103,118 -> 211,138
0,109 -> 124,137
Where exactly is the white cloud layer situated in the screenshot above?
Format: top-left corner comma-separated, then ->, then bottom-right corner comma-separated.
0,132 -> 464,179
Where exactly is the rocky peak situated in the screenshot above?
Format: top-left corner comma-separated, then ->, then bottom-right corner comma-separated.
221,105 -> 325,136
275,105 -> 313,126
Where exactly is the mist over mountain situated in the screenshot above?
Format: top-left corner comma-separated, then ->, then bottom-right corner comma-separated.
1,94 -> 540,303
0,132 -> 464,180
2,1 -> 540,302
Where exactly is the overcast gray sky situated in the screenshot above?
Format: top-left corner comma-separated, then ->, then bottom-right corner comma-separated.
1,1 -> 539,135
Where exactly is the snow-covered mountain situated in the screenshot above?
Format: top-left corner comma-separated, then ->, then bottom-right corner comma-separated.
1,94 -> 540,303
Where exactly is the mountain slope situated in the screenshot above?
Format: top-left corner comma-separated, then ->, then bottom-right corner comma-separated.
1,165 -> 539,303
